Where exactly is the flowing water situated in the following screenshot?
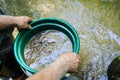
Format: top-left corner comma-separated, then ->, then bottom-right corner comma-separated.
0,0 -> 120,80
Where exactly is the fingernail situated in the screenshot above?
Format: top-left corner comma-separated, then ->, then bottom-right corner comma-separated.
29,25 -> 32,29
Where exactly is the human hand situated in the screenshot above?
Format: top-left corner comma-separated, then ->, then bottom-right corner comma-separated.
26,53 -> 80,80
53,53 -> 80,72
15,16 -> 32,29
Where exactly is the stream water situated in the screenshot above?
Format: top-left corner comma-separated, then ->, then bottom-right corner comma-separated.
0,0 -> 120,80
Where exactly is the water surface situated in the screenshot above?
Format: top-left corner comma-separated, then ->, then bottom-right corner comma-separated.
24,30 -> 72,71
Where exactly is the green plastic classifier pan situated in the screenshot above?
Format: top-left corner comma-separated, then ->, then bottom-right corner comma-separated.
14,18 -> 80,74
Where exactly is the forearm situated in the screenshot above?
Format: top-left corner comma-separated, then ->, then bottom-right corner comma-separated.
26,61 -> 67,80
0,15 -> 17,30
26,67 -> 65,80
